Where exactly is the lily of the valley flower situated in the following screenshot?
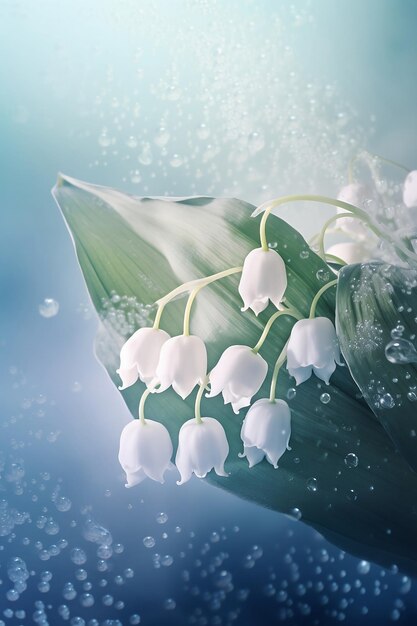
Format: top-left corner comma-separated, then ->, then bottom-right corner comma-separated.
326,241 -> 372,265
150,335 -> 207,399
207,345 -> 268,413
175,417 -> 229,485
239,398 -> 291,468
118,419 -> 174,488
117,327 -> 170,390
286,317 -> 342,385
238,247 -> 287,315
403,170 -> 417,208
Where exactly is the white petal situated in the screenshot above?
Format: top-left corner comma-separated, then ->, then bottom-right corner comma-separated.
118,327 -> 170,387
326,242 -> 371,265
240,399 -> 291,468
240,444 -> 265,468
238,248 -> 287,314
207,345 -> 245,398
403,170 -> 417,208
153,335 -> 207,399
125,467 -> 146,488
117,365 -> 139,390
286,364 -> 312,386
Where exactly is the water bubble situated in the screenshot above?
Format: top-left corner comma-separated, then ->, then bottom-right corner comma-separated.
129,616 -> 141,625
248,131 -> 265,154
126,136 -> 138,149
289,507 -> 302,520
80,593 -> 95,607
38,298 -> 59,318
391,325 -> 405,339
306,478 -> 318,492
300,250 -> 310,259
98,131 -> 112,147
287,388 -> 296,400
196,123 -> 210,140
385,339 -> 417,364
63,582 -> 77,600
154,126 -> 170,147
320,392 -> 331,404
164,598 -> 176,610
143,536 -> 155,548
380,393 -> 395,409
169,154 -> 183,168
55,496 -> 72,512
71,548 -> 87,565
83,519 -> 113,546
316,268 -> 330,283
357,560 -> 371,575
344,453 -> 359,468
156,512 -> 168,524
130,170 -> 142,184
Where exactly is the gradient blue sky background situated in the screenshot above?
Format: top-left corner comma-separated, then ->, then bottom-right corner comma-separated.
1,1 -> 417,624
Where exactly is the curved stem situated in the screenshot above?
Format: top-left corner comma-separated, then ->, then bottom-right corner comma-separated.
325,253 -> 347,267
255,194 -> 417,266
153,304 -> 164,329
309,279 -> 338,319
138,388 -> 152,424
317,212 -> 359,260
349,150 -> 410,182
269,340 -> 290,402
195,376 -> 209,425
156,266 -> 242,308
183,286 -> 203,336
252,308 -> 302,353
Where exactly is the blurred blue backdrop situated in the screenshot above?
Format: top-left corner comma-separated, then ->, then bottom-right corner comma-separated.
1,1 -> 417,624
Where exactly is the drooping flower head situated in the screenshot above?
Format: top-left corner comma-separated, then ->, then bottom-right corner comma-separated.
286,317 -> 342,385
175,417 -> 229,485
118,419 -> 174,488
326,241 -> 372,265
149,334 -> 207,399
239,398 -> 291,469
403,170 -> 417,208
207,345 -> 268,413
238,247 -> 287,316
117,327 -> 170,390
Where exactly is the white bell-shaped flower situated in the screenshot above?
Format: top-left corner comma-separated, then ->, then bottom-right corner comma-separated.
336,183 -> 371,241
150,335 -> 207,399
326,241 -> 372,265
175,417 -> 229,485
239,398 -> 291,469
118,419 -> 174,488
238,247 -> 287,316
403,170 -> 417,208
207,345 -> 268,414
117,327 -> 170,390
287,317 -> 342,385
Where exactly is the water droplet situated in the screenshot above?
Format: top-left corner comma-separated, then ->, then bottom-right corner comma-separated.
344,453 -> 359,468
380,393 -> 395,409
70,548 -> 87,565
306,477 -> 318,492
357,560 -> 370,575
320,393 -> 331,404
169,154 -> 183,168
156,512 -> 168,524
316,268 -> 330,283
38,298 -> 59,318
391,324 -> 405,339
300,250 -> 310,260
98,131 -> 112,147
287,388 -> 296,400
289,507 -> 302,520
143,536 -> 155,548
385,339 -> 417,364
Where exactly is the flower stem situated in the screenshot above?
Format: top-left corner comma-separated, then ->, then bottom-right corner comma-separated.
309,279 -> 338,319
252,307 -> 303,353
183,286 -> 203,336
349,150 -> 410,183
325,253 -> 347,267
256,194 -> 417,266
195,376 -> 209,425
317,212 -> 360,260
156,266 -> 243,309
153,304 -> 164,329
138,388 -> 152,424
269,339 -> 290,402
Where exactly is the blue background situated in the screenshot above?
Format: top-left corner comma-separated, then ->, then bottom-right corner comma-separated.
1,1 -> 417,624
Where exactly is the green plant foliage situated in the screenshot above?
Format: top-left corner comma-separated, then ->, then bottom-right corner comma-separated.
336,262 -> 417,472
53,174 -> 417,575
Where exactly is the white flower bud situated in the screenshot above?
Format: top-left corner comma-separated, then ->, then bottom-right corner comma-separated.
117,327 -> 170,390
326,241 -> 372,265
239,398 -> 291,468
150,335 -> 207,399
403,170 -> 417,208
176,417 -> 229,485
287,317 -> 342,385
118,419 -> 174,487
207,345 -> 268,414
238,247 -> 287,316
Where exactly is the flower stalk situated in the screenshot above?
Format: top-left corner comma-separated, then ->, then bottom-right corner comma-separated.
309,279 -> 338,319
252,308 -> 302,354
269,340 -> 289,402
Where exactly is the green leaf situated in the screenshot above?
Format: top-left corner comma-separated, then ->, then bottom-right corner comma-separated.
336,262 -> 417,472
53,174 -> 417,575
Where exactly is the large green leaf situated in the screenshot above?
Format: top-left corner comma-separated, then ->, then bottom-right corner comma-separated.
53,174 -> 417,575
336,262 -> 417,472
